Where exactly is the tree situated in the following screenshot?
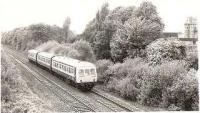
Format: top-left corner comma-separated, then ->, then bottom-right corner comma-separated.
146,38 -> 186,65
110,25 -> 129,62
63,17 -> 71,42
70,40 -> 96,63
110,1 -> 164,61
2,23 -> 67,51
82,3 -> 110,59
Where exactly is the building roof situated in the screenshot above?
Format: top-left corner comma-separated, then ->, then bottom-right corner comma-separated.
28,49 -> 39,54
38,52 -> 55,58
179,38 -> 198,42
163,32 -> 179,38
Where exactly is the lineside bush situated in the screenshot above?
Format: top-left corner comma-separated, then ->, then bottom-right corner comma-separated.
104,58 -> 198,110
146,38 -> 186,65
96,59 -> 114,83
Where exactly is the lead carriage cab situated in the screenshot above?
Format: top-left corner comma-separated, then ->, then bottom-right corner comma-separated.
52,56 -> 98,91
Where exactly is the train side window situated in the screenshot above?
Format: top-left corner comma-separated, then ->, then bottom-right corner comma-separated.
71,68 -> 74,74
69,68 -> 71,73
90,69 -> 95,75
67,67 -> 69,73
64,66 -> 66,71
79,69 -> 84,75
68,67 -> 70,73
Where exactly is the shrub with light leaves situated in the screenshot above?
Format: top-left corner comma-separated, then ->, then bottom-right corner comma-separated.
146,38 -> 186,65
96,59 -> 114,83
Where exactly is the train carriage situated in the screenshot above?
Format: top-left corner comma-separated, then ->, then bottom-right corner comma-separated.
28,50 -> 39,62
37,52 -> 54,70
52,56 -> 97,84
28,49 -> 97,91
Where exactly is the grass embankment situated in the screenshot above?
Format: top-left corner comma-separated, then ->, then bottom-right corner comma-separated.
1,49 -> 51,113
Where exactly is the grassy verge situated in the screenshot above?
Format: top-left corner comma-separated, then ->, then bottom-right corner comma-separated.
1,49 -> 51,113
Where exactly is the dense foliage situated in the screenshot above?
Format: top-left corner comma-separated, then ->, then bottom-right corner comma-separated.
146,38 -> 186,65
82,1 -> 164,61
2,1 -> 198,111
96,59 -> 114,83
1,20 -> 75,51
1,50 -> 49,113
111,2 -> 164,61
100,59 -> 198,111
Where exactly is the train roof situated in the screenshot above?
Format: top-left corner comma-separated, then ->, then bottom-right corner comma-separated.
28,49 -> 39,54
52,56 -> 95,68
38,52 -> 55,58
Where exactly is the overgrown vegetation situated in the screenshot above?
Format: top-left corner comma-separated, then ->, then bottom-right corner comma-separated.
146,38 -> 186,65
1,20 -> 75,51
96,59 -> 114,83
98,58 -> 198,111
1,50 -> 50,113
1,1 -> 198,111
81,1 -> 164,61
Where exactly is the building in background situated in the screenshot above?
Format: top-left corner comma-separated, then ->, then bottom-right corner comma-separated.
184,17 -> 198,38
163,17 -> 198,45
178,17 -> 198,45
163,32 -> 179,38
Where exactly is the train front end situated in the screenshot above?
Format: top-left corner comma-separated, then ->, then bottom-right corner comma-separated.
76,64 -> 97,91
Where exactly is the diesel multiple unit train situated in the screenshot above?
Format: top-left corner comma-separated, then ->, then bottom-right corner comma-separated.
28,49 -> 97,91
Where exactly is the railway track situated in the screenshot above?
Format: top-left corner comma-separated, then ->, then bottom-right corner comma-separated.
7,52 -> 96,112
91,89 -> 138,112
5,47 -> 138,112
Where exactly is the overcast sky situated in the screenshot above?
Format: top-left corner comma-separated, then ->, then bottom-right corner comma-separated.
1,0 -> 200,35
